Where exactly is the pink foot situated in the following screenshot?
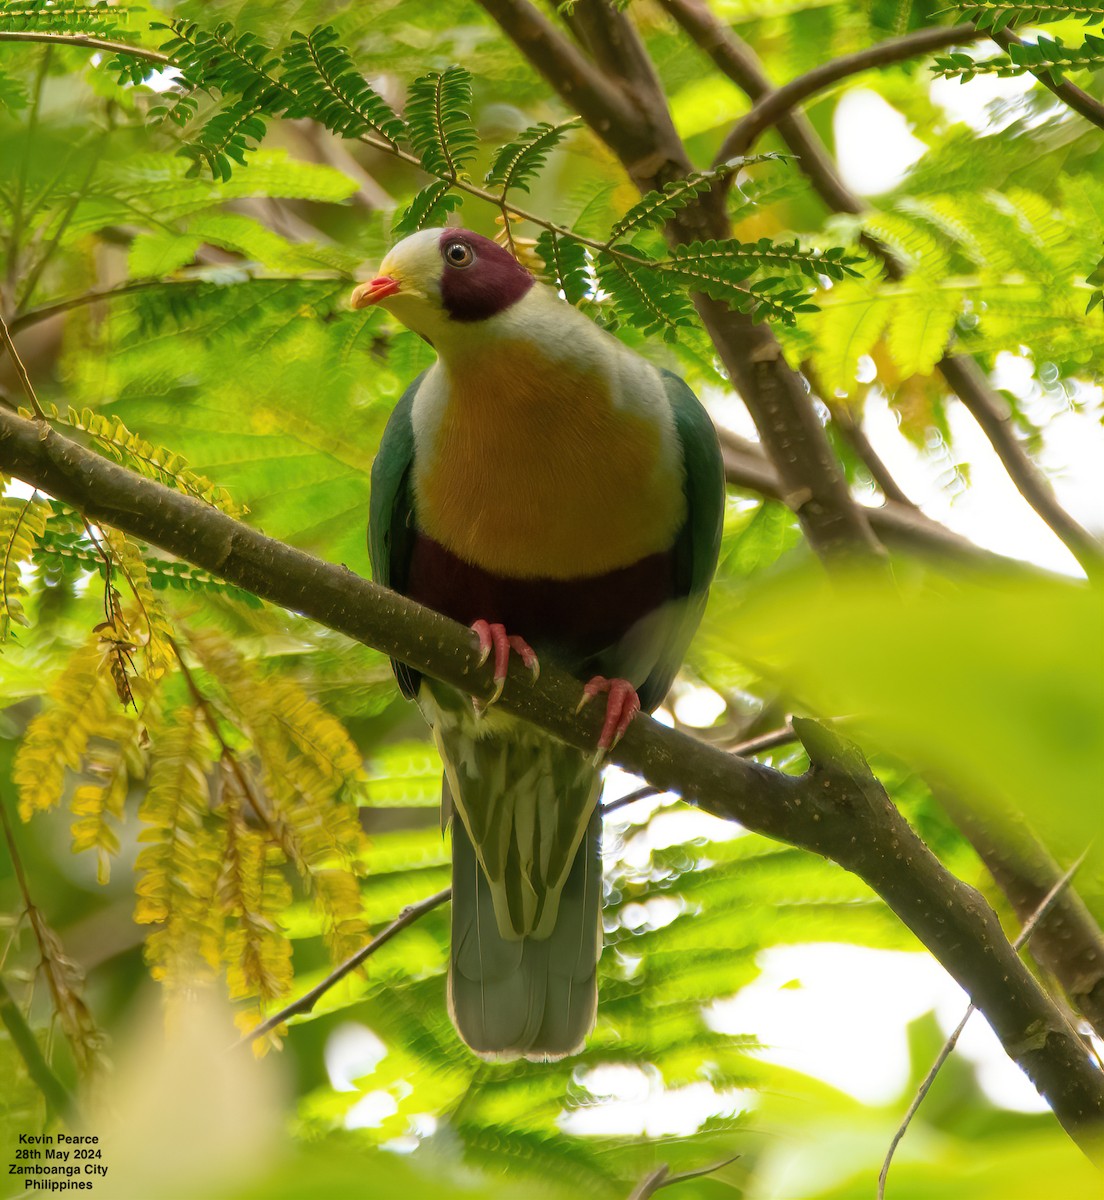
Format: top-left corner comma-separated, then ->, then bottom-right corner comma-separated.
470,620 -> 540,706
576,676 -> 641,755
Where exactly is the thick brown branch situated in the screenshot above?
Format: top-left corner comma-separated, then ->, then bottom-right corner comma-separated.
473,0 -> 648,156
879,849 -> 1092,1200
0,408 -> 1102,1152
942,795 -> 1104,1039
561,0 -> 665,100
991,25 -> 1104,132
661,4 -> 1104,577
717,25 -> 989,162
659,0 -> 864,214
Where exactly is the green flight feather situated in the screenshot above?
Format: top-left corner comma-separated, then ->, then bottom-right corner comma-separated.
427,681 -> 602,1061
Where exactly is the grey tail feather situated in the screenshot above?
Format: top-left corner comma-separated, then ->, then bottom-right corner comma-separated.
448,807 -> 602,1062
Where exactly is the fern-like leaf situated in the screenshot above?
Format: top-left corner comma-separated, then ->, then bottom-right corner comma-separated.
608,157 -> 783,241
595,253 -> 696,339
281,26 -> 405,144
135,707 -> 224,995
657,254 -> 820,326
187,630 -> 369,962
219,763 -> 294,1019
484,118 -> 581,195
14,637 -> 116,818
71,696 -> 159,885
36,520 -> 262,607
0,66 -> 28,111
393,179 -> 463,236
1086,247 -> 1104,312
33,403 -> 245,518
405,65 -> 479,179
934,32 -> 1104,81
0,491 -> 48,640
0,0 -> 136,35
666,238 -> 862,283
608,172 -> 722,242
950,2 -> 1104,29
535,230 -> 590,305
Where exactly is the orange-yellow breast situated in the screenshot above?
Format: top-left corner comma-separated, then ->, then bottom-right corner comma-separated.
413,344 -> 684,580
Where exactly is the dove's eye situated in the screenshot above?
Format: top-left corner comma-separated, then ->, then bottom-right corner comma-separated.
443,241 -> 475,268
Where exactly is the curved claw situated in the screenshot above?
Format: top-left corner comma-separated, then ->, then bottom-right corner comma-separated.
577,676 -> 641,760
470,620 -> 539,707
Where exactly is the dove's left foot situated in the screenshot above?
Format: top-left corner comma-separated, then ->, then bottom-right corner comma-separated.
471,620 -> 539,706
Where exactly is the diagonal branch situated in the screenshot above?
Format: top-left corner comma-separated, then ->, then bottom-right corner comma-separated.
938,355 -> 1104,580
716,25 -> 990,162
941,793 -> 1104,1039
241,887 -> 451,1046
663,3 -> 1104,578
878,849 -> 1092,1199
473,0 -> 648,155
0,405 -> 1102,1155
990,24 -> 1104,131
659,0 -> 864,214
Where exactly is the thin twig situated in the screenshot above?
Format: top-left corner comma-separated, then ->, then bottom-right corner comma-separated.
241,887 -> 451,1045
0,30 -> 171,66
627,1154 -> 741,1199
877,847 -> 1092,1199
0,310 -> 46,419
628,1165 -> 669,1200
603,723 -> 798,816
661,1155 -> 742,1189
716,25 -> 988,162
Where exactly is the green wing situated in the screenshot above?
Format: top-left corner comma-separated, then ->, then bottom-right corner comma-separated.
368,371 -> 426,698
634,369 -> 725,712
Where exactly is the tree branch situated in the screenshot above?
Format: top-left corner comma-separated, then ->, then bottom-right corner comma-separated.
938,355 -> 1104,580
659,0 -> 865,214
0,31 -> 171,66
472,0 -> 649,158
716,25 -> 989,162
660,4 -> 1104,578
990,25 -> 1104,132
941,793 -> 1104,1039
0,406 -> 1101,1154
878,849 -> 1092,1199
